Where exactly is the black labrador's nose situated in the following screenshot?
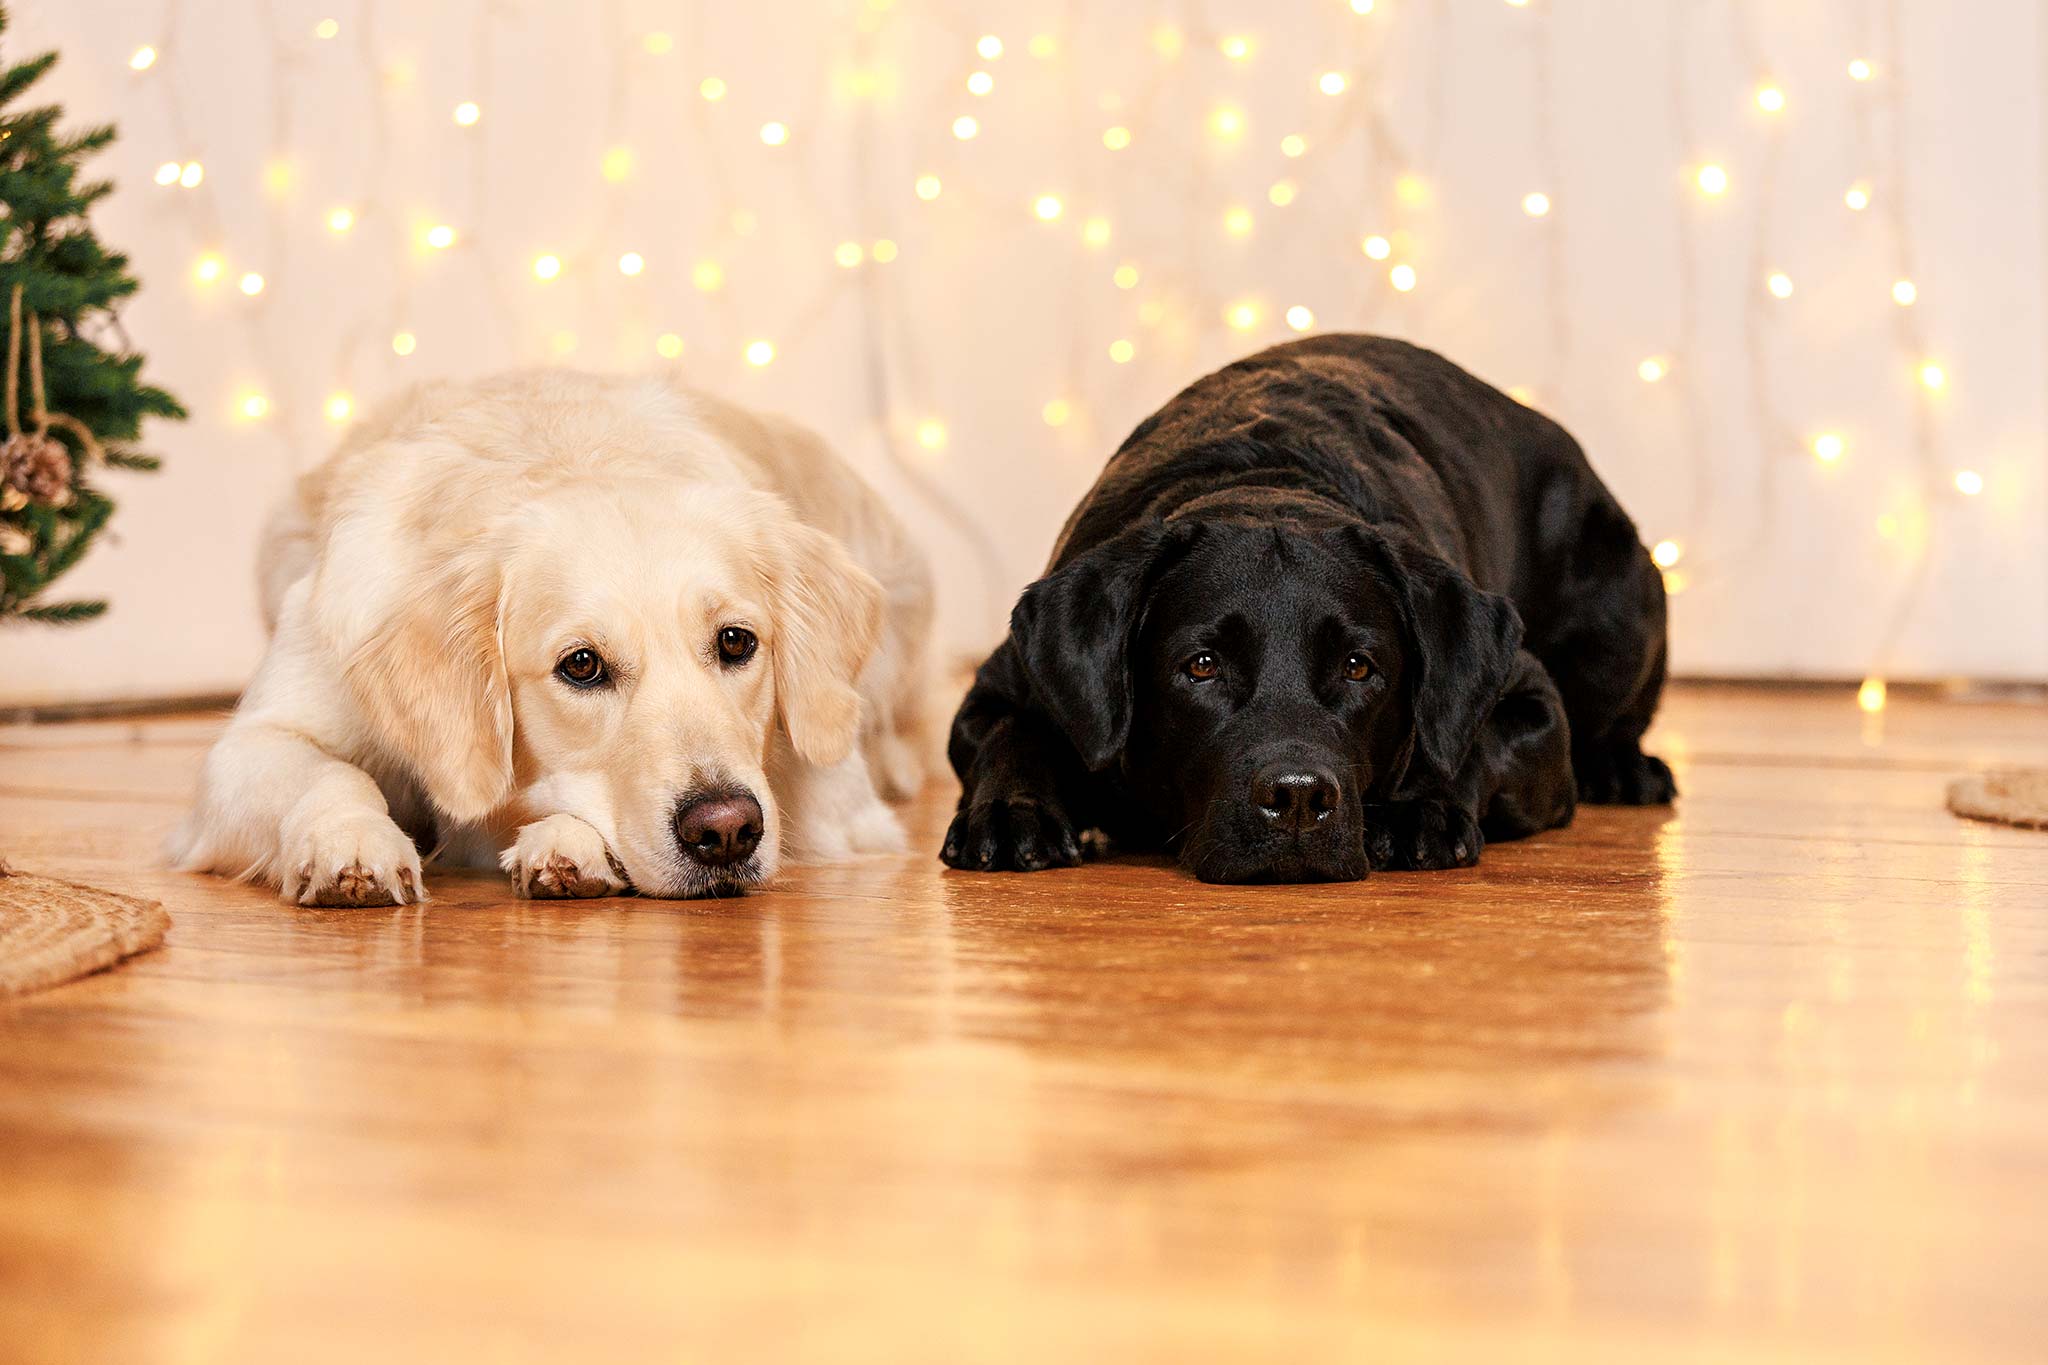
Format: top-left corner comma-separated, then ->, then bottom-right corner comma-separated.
1253,766 -> 1340,834
673,790 -> 764,868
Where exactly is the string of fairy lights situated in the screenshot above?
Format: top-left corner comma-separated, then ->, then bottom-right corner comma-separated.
101,0 -> 1987,708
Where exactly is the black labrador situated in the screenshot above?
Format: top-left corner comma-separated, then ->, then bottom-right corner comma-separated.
942,334 -> 1674,883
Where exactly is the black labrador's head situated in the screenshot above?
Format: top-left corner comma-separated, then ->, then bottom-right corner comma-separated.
1010,517 -> 1521,883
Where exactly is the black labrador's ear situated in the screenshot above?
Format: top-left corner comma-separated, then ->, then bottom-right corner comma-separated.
1335,524 -> 1525,795
1008,521 -> 1194,772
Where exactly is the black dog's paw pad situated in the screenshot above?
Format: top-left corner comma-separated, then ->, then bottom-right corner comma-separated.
1364,801 -> 1484,872
941,796 -> 1082,873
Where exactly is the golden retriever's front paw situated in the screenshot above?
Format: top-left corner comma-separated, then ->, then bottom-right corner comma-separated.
280,812 -> 425,907
503,815 -> 630,899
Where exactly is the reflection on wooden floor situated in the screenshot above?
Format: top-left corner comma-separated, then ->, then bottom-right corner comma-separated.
1,684 -> 2044,1362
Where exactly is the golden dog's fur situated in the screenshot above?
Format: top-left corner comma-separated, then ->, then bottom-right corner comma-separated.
172,370 -> 933,903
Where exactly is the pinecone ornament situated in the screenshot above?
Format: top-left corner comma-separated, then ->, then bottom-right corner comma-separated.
1,430 -> 72,507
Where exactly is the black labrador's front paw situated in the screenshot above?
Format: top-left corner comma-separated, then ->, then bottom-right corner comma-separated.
1575,743 -> 1678,805
1364,799 -> 1484,872
941,793 -> 1083,872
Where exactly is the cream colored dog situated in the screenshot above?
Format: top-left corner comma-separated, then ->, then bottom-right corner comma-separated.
171,370 -> 933,904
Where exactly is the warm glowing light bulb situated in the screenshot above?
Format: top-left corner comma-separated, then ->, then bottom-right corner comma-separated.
192,253 -> 224,284
550,331 -> 577,357
392,330 -> 417,356
1767,271 -> 1793,298
1522,191 -> 1551,217
642,31 -> 673,56
1033,194 -> 1064,221
1318,71 -> 1349,96
532,254 -> 562,281
1108,338 -> 1135,364
1224,205 -> 1255,237
238,392 -> 269,420
745,339 -> 776,367
834,241 -> 864,268
952,115 -> 979,140
1954,470 -> 1984,496
1208,105 -> 1246,140
1043,399 -> 1072,427
1845,180 -> 1872,211
1638,356 -> 1669,383
1361,234 -> 1391,260
1918,362 -> 1946,391
1812,432 -> 1846,463
1113,263 -> 1139,289
179,161 -> 204,188
453,101 -> 480,126
1754,85 -> 1785,113
238,271 -> 265,296
692,261 -> 724,292
154,162 -> 181,186
759,121 -> 789,146
1891,279 -> 1917,306
1285,305 -> 1315,332
601,147 -> 634,181
313,17 -> 339,39
1507,386 -> 1536,406
327,206 -> 356,233
1102,125 -> 1131,151
1695,163 -> 1729,196
1848,58 -> 1874,82
655,333 -> 685,359
1280,134 -> 1307,158
1220,35 -> 1253,61
967,70 -> 994,95
1857,678 -> 1887,713
1661,570 -> 1689,596
1151,25 -> 1184,59
424,224 -> 456,249
1395,173 -> 1428,205
699,77 -> 727,101
1351,0 -> 1375,12
871,238 -> 899,263
324,392 -> 354,423
1268,181 -> 1297,207
915,173 -> 942,201
1081,217 -> 1111,248
129,46 -> 157,71
1389,263 -> 1417,292
617,251 -> 644,276
977,34 -> 1004,60
1651,540 -> 1683,569
1226,301 -> 1259,331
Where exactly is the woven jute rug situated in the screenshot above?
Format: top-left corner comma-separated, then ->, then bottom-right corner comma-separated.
0,859 -> 170,996
1946,768 -> 2048,832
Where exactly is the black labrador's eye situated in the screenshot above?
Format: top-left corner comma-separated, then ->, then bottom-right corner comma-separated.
717,626 -> 758,666
556,647 -> 609,688
1183,651 -> 1219,681
1342,653 -> 1374,683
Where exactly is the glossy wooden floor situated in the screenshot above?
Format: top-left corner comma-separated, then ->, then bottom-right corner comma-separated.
2,686 -> 2045,1363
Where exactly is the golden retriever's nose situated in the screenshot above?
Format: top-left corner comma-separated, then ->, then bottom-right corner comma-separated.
673,790 -> 764,868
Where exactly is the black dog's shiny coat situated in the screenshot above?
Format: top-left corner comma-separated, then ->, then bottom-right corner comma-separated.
944,335 -> 1674,882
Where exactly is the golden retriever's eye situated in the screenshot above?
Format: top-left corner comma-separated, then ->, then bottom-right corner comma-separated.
555,648 -> 608,688
1343,653 -> 1374,682
1183,651 -> 1219,681
717,626 -> 758,667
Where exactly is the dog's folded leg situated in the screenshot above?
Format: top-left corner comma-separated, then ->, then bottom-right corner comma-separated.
777,742 -> 906,864
943,711 -> 1086,873
502,813 -> 630,899
173,720 -> 426,907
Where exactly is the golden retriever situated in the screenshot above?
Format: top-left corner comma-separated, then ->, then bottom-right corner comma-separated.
171,370 -> 933,904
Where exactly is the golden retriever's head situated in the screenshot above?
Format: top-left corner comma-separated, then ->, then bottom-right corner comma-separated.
312,435 -> 881,898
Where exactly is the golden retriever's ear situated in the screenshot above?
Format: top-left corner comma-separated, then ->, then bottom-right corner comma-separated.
310,528 -> 514,824
770,521 -> 884,766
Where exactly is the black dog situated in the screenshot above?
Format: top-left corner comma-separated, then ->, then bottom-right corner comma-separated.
942,334 -> 1674,883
